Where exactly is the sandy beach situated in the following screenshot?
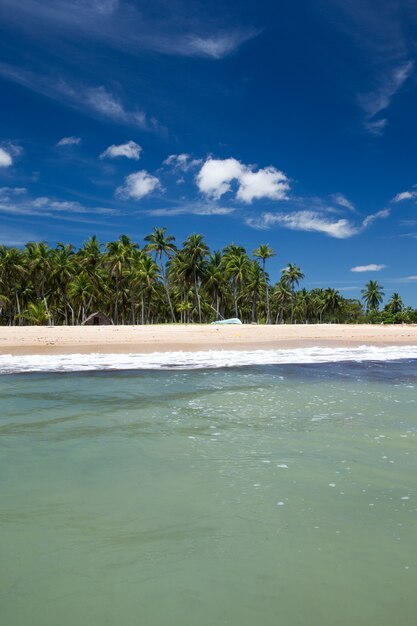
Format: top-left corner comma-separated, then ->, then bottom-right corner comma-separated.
1,324 -> 417,355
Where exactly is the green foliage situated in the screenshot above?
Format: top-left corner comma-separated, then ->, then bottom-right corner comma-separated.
0,234 -> 414,326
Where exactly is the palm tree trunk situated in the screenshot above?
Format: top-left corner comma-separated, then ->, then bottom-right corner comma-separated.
114,282 -> 119,324
160,261 -> 176,322
194,268 -> 202,323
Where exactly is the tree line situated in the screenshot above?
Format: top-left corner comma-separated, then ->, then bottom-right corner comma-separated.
0,228 -> 414,325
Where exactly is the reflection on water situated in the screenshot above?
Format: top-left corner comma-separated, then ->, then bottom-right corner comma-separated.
1,362 -> 417,626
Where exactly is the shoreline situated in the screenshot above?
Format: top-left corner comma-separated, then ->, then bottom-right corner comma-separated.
1,323 -> 417,356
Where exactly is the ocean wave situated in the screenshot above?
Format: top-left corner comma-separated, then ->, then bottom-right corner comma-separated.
1,345 -> 417,374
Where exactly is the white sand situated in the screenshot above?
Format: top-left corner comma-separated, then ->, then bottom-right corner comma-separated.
1,323 -> 417,355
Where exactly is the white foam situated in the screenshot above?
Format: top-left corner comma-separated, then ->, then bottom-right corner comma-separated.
1,344 -> 417,374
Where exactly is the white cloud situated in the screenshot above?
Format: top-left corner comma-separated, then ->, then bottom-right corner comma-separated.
0,1 -> 257,60
116,170 -> 161,200
0,64 -> 161,132
0,142 -> 23,167
183,31 -> 257,59
197,158 -> 245,200
196,157 -> 289,203
0,147 -> 13,168
246,211 -> 359,239
145,204 -> 234,217
56,136 -> 82,146
0,188 -> 116,218
100,140 -> 142,160
396,275 -> 417,283
164,153 -> 202,171
392,190 -> 417,202
236,166 -> 289,203
359,61 -> 413,135
332,193 -> 356,212
351,264 -> 386,272
362,208 -> 390,228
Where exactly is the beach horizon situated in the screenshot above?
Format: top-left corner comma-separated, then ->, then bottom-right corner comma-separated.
1,323 -> 417,356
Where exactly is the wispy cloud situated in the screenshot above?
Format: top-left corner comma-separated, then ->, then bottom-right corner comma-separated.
0,187 -> 117,218
56,136 -> 82,147
245,204 -> 390,239
362,208 -> 390,227
144,203 -> 235,217
396,275 -> 417,283
0,0 -> 257,60
392,189 -> 417,202
331,193 -> 357,213
351,264 -> 386,272
358,61 -> 413,135
320,0 -> 414,134
246,211 -> 360,239
0,64 -> 162,132
181,31 -> 258,59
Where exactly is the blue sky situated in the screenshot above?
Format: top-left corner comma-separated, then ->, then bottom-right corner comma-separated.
1,0 -> 417,304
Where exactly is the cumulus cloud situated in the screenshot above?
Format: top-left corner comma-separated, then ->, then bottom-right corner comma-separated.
392,190 -> 417,202
351,264 -> 386,272
197,158 -> 245,200
56,136 -> 82,146
116,170 -> 161,200
100,140 -> 142,160
0,143 -> 22,167
237,167 -> 289,203
246,211 -> 359,239
0,147 -> 13,168
197,157 -> 289,203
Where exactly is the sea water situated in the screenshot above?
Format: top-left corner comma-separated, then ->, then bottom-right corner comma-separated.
1,357 -> 417,626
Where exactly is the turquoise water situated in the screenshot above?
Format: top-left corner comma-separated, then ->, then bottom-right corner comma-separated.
1,361 -> 417,626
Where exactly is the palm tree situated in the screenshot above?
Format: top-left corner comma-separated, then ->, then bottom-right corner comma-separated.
131,253 -> 160,324
0,246 -> 26,324
321,288 -> 343,322
385,292 -> 403,314
281,263 -> 305,323
245,261 -> 266,322
203,251 -> 224,320
105,239 -> 129,324
225,252 -> 250,318
68,273 -> 95,323
272,280 -> 292,323
253,244 -> 275,323
182,234 -> 209,323
24,242 -> 52,321
21,301 -> 51,326
361,280 -> 384,312
50,244 -> 75,325
144,227 -> 177,322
